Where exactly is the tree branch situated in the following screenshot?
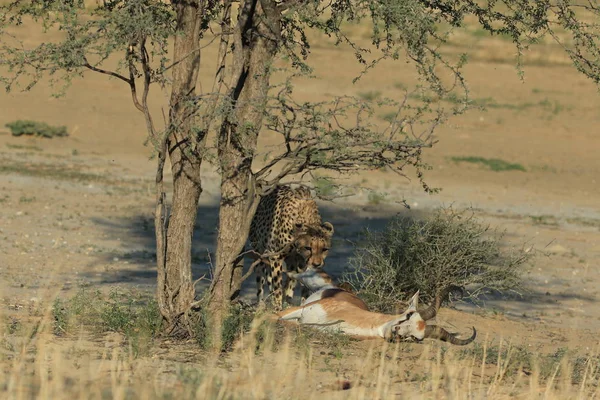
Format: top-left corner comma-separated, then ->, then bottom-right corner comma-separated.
127,45 -> 145,114
82,58 -> 130,85
239,257 -> 263,286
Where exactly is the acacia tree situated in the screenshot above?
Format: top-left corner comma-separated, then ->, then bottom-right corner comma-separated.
1,0 -> 599,341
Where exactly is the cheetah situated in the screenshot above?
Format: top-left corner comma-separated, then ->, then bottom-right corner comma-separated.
249,185 -> 334,308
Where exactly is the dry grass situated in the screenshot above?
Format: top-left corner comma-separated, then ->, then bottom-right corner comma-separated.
2,297 -> 600,399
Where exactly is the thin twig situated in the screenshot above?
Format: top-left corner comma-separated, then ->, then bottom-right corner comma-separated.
239,258 -> 263,285
83,59 -> 130,84
193,273 -> 209,288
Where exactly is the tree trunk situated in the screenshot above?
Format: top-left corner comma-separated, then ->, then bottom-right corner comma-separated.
207,0 -> 280,347
156,0 -> 205,336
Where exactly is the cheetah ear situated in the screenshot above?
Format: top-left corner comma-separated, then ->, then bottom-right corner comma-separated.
321,221 -> 334,236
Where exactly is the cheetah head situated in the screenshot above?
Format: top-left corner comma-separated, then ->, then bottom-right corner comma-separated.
291,222 -> 334,269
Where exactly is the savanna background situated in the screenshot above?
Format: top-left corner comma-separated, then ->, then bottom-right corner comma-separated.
1,1 -> 600,398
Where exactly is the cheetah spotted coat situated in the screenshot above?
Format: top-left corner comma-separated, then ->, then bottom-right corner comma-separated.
249,185 -> 334,308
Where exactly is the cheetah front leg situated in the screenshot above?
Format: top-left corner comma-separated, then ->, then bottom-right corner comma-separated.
284,276 -> 297,306
270,257 -> 284,310
256,261 -> 266,304
284,262 -> 300,306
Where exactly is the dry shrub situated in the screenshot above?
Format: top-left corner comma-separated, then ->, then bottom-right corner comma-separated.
343,207 -> 532,312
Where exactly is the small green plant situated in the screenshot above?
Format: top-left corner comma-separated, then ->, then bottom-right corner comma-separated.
451,156 -> 526,172
343,207 -> 532,311
529,215 -> 559,226
5,120 -> 68,138
5,143 -> 43,151
52,298 -> 69,335
5,317 -> 22,335
539,98 -> 566,116
566,217 -> 600,229
190,308 -> 211,349
367,191 -> 386,206
357,90 -> 381,101
470,28 -> 489,38
469,28 -> 513,41
220,304 -> 255,352
380,112 -> 397,123
445,92 -> 468,105
313,176 -> 337,199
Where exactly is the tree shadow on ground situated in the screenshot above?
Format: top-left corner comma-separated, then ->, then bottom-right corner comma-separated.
86,202 -> 417,297
87,202 -> 597,315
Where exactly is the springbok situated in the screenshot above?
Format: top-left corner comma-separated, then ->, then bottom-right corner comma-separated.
277,268 -> 476,345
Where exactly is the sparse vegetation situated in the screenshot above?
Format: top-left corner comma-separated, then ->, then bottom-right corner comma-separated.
412,93 -> 570,116
530,215 -> 559,226
5,301 -> 600,398
0,158 -> 142,187
539,98 -> 567,116
312,176 -> 337,199
50,289 -> 340,357
357,90 -> 382,101
566,217 -> 600,229
469,28 -> 513,41
459,343 -> 600,385
5,143 -> 43,151
380,112 -> 397,122
220,303 -> 255,352
343,208 -> 532,311
451,156 -> 526,172
5,120 -> 68,138
367,191 -> 387,206
52,287 -> 162,356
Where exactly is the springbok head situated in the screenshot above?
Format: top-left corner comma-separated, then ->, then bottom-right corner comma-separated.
417,285 -> 477,346
385,291 -> 427,342
286,267 -> 335,291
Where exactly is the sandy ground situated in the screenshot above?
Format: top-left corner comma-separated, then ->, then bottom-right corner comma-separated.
1,19 -> 600,394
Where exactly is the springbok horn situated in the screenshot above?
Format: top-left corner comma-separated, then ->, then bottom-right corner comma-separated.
424,325 -> 477,346
338,282 -> 354,293
419,285 -> 464,321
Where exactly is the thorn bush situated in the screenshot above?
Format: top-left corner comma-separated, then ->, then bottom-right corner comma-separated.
342,207 -> 533,313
